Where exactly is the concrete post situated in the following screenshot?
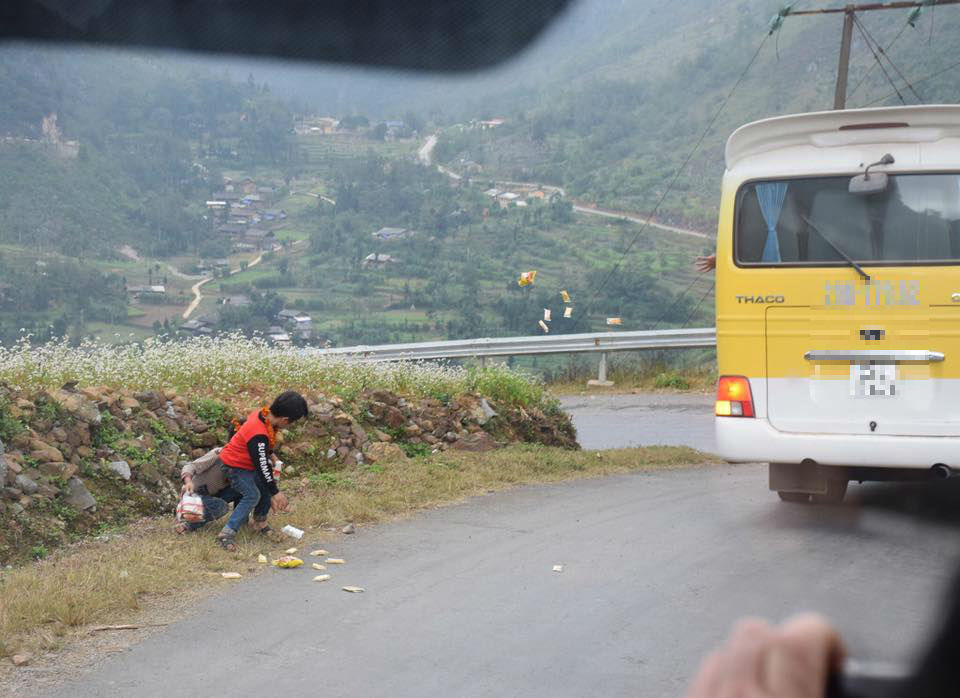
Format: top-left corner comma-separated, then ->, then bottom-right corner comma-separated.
587,352 -> 614,387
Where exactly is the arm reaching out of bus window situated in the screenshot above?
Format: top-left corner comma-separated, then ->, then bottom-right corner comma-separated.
686,614 -> 845,698
695,254 -> 716,273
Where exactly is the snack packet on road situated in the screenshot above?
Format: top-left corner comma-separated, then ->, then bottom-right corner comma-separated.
272,556 -> 303,568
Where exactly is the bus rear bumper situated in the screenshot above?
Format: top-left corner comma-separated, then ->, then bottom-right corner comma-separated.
716,418 -> 960,469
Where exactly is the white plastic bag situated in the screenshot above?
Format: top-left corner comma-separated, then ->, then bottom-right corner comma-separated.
176,492 -> 205,523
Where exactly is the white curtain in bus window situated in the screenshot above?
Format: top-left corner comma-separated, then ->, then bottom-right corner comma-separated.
756,182 -> 789,262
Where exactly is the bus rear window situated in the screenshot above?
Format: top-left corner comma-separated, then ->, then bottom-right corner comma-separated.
735,174 -> 960,265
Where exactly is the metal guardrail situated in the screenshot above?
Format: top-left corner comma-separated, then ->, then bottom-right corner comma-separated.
315,327 -> 716,362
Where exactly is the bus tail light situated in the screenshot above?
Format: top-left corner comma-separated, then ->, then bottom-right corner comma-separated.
716,376 -> 755,417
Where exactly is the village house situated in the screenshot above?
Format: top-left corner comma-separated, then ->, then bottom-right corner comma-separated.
217,222 -> 248,236
240,178 -> 257,194
361,253 -> 398,269
212,190 -> 242,203
221,295 -> 251,307
182,315 -> 215,335
496,191 -> 520,208
267,326 -> 292,346
261,208 -> 288,222
277,309 -> 312,338
127,285 -> 166,297
372,226 -> 413,241
244,227 -> 275,248
229,208 -> 261,225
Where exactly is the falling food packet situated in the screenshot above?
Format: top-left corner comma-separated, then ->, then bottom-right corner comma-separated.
563,307 -> 572,319
517,270 -> 537,287
606,317 -> 622,326
560,290 -> 571,303
313,575 -> 331,582
552,565 -> 564,573
221,572 -> 242,579
342,586 -> 365,593
543,308 -> 551,322
312,563 -> 327,571
272,556 -> 304,568
257,554 -> 268,564
310,549 -> 329,557
325,558 -> 346,564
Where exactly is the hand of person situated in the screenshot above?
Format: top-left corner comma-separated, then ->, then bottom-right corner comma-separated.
695,254 -> 716,273
181,475 -> 194,494
686,614 -> 845,698
272,491 -> 289,512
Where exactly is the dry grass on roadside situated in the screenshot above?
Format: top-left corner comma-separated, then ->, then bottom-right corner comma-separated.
0,444 -> 714,661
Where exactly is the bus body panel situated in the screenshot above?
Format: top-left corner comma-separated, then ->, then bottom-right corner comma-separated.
715,105 -> 960,471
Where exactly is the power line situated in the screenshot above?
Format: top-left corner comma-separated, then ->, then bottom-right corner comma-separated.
568,34 -> 770,333
851,14 -> 908,104
854,13 -> 924,101
652,273 -> 704,331
846,21 -> 909,100
857,55 -> 960,106
681,279 -> 716,329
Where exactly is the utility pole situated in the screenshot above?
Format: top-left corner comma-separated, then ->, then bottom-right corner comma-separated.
834,7 -> 855,109
776,0 -> 960,110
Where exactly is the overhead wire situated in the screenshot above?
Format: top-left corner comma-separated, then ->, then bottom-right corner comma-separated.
681,279 -> 716,328
857,56 -> 960,107
846,21 -> 909,101
851,14 -> 908,104
567,33 -> 771,334
853,14 -> 924,102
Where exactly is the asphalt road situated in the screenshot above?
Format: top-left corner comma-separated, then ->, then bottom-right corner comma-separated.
31,395 -> 960,698
560,392 -> 716,452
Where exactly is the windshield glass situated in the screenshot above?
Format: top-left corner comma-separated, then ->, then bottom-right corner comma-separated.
735,173 -> 960,265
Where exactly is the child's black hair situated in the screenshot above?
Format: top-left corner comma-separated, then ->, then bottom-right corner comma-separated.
270,390 -> 309,422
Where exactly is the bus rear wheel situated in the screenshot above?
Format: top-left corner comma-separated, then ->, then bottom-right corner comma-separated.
777,491 -> 811,503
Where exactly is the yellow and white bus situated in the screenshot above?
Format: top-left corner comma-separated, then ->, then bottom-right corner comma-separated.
714,105 -> 960,503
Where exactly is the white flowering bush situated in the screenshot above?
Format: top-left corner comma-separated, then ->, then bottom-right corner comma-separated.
0,334 -> 551,408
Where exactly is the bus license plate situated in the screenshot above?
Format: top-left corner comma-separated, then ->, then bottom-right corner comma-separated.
850,362 -> 896,397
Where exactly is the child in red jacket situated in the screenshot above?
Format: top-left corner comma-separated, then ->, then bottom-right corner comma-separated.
216,390 -> 308,550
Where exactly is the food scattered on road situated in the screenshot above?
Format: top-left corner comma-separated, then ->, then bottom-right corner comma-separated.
552,565 -> 564,573
563,307 -> 572,318
221,572 -> 242,579
284,547 -> 298,554
11,654 -> 31,667
342,523 -> 356,534
518,270 -> 537,287
342,586 -> 365,593
310,549 -> 329,556
281,525 -> 305,540
325,558 -> 346,564
273,556 -> 303,568
538,320 -> 550,333
313,575 -> 331,582
543,308 -> 551,322
561,290 -> 571,303
257,554 -> 268,564
312,563 -> 327,571
606,317 -> 622,325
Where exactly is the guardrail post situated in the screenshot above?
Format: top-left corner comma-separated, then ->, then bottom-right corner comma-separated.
480,356 -> 488,369
587,352 -> 614,387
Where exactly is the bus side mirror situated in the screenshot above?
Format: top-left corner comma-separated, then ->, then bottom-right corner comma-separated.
849,153 -> 894,195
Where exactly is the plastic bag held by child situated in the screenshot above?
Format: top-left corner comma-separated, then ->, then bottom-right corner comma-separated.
176,493 -> 205,523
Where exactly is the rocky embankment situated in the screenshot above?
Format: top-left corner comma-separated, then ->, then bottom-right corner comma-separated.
0,385 -> 576,564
